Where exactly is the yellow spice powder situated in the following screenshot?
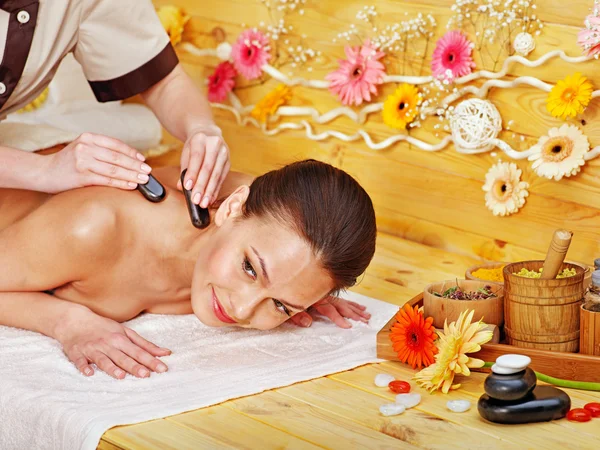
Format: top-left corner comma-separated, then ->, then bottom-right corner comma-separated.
471,266 -> 505,282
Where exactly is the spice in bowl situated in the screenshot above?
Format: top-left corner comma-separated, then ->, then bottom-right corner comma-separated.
433,284 -> 498,301
471,265 -> 505,283
513,267 -> 577,279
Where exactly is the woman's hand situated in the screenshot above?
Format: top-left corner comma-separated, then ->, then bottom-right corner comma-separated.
178,125 -> 230,208
289,296 -> 371,329
41,133 -> 151,193
56,306 -> 171,379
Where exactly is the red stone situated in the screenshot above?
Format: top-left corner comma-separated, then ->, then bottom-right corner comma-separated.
567,408 -> 592,422
584,403 -> 600,418
388,380 -> 411,394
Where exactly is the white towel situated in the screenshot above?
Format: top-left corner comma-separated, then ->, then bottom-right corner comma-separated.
0,291 -> 399,450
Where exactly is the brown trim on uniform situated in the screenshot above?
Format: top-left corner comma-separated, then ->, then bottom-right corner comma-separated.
89,42 -> 179,103
0,0 -> 36,12
0,0 -> 39,110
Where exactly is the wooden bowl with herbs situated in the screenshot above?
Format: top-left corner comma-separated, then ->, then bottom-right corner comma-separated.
423,279 -> 504,329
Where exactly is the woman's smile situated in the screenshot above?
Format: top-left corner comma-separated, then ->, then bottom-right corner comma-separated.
211,287 -> 237,324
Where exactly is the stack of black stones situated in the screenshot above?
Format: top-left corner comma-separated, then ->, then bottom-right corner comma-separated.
478,354 -> 571,424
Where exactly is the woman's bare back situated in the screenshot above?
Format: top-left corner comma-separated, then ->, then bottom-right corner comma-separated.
0,166 -> 253,321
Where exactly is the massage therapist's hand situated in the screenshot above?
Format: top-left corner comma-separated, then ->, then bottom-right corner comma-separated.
41,132 -> 152,193
56,305 -> 171,379
178,125 -> 230,208
289,296 -> 371,329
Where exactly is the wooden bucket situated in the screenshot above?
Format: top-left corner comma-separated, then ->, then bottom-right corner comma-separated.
580,304 -> 600,356
503,261 -> 585,353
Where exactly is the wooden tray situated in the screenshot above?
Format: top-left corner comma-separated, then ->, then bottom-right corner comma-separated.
377,292 -> 600,383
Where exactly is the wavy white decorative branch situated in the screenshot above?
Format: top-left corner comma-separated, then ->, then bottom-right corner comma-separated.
275,104 -> 382,124
180,43 -> 217,57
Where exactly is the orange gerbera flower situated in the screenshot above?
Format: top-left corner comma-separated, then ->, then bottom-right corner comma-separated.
390,303 -> 437,370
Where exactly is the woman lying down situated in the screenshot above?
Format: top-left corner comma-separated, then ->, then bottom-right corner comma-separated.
0,159 -> 376,379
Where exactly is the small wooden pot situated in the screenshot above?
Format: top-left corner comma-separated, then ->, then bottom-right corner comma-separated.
580,303 -> 600,356
423,279 -> 504,329
465,262 -> 506,285
503,261 -> 585,353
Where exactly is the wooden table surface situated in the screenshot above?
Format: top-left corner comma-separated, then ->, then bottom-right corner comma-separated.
98,226 -> 600,450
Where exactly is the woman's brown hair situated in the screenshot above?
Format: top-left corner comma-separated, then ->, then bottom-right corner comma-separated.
242,159 -> 376,293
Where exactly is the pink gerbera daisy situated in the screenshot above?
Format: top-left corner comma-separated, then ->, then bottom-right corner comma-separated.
207,61 -> 237,102
431,31 -> 475,81
325,40 -> 386,106
578,14 -> 600,57
231,29 -> 271,80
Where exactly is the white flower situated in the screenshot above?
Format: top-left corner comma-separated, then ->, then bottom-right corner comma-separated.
216,42 -> 232,61
513,32 -> 535,56
482,162 -> 529,217
528,124 -> 589,181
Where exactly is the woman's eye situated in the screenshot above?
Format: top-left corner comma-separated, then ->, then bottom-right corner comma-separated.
273,299 -> 291,316
243,257 -> 257,279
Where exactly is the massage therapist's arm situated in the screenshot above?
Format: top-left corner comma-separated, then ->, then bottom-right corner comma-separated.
0,145 -> 50,191
0,134 -> 150,193
0,199 -> 170,379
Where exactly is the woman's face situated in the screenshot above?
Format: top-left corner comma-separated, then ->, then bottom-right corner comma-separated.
191,186 -> 334,330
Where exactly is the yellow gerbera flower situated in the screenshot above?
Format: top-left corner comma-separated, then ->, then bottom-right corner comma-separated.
382,84 -> 422,130
17,87 -> 49,114
413,310 -> 493,394
157,5 -> 190,46
250,84 -> 292,124
546,73 -> 593,120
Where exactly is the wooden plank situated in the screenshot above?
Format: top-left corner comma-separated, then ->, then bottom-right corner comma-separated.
102,419 -> 234,450
340,152 -> 600,266
223,389 -> 419,448
166,404 -> 321,449
332,363 -> 600,449
278,377 -> 516,449
380,360 -> 600,442
97,441 -> 123,450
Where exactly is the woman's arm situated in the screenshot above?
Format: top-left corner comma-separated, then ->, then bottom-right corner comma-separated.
0,199 -> 171,378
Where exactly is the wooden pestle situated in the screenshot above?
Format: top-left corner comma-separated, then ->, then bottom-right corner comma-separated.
540,229 -> 573,279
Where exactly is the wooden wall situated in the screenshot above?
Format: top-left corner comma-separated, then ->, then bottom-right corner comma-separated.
152,0 -> 600,266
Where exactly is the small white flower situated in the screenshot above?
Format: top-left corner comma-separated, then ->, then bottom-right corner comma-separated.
482,162 -> 529,217
216,42 -> 232,61
528,124 -> 589,181
513,32 -> 535,56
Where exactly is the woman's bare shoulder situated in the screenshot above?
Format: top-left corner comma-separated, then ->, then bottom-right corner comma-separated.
43,188 -> 123,256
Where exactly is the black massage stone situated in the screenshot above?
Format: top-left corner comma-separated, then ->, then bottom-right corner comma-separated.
484,368 -> 537,401
478,385 -> 571,424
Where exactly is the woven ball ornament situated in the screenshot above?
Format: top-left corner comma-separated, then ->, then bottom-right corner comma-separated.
449,99 -> 502,153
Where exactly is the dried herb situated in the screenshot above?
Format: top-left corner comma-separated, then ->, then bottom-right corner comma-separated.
433,281 -> 498,301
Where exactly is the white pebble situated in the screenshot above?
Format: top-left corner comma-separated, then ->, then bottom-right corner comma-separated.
491,363 -> 523,375
374,373 -> 395,387
379,403 -> 406,416
395,393 -> 421,409
496,354 -> 531,370
447,399 -> 471,413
